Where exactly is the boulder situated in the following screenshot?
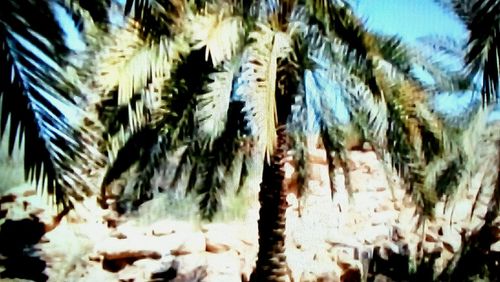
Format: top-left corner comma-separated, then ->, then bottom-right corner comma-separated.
150,219 -> 196,236
171,254 -> 208,281
490,241 -> 500,252
96,237 -> 162,261
205,251 -> 241,281
205,229 -> 243,254
169,231 -> 206,256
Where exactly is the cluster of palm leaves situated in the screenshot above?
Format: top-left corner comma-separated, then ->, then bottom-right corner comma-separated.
1,0 -> 498,280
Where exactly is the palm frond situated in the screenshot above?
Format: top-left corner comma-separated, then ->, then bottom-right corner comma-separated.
416,35 -> 477,93
195,101 -> 250,219
436,0 -> 500,105
236,23 -> 293,161
195,62 -> 237,145
124,0 -> 187,38
63,0 -> 112,24
188,3 -> 244,67
287,85 -> 309,198
93,20 -> 188,106
305,0 -> 384,99
0,0 -> 104,207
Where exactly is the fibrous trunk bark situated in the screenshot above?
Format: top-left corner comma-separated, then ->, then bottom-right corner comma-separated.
251,127 -> 289,282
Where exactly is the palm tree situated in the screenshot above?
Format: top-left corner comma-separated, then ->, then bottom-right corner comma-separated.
0,0 -> 475,280
95,0 -> 471,280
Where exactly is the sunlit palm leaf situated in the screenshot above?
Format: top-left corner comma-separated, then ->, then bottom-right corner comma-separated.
236,23 -> 292,161
188,3 -> 244,67
196,62 -> 236,145
94,21 -> 187,105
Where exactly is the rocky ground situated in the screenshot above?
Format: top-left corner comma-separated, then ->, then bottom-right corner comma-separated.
0,148 -> 499,281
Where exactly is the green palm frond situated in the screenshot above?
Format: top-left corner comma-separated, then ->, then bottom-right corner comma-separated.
236,23 -> 292,161
93,20 -> 188,106
195,61 -> 237,145
436,0 -> 500,105
415,35 -> 476,92
287,85 -> 309,198
195,101 -> 250,219
124,0 -> 187,38
0,0 -> 104,207
305,0 -> 384,98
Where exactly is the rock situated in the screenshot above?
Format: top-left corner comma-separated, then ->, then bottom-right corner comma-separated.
451,200 -> 473,223
362,142 -> 373,151
114,222 -> 146,238
170,231 -> 206,256
133,258 -> 171,274
361,225 -> 390,244
341,266 -> 361,282
171,254 -> 208,281
118,265 -> 148,281
285,247 -> 314,282
150,219 -> 196,236
96,237 -> 162,261
205,251 -> 241,281
441,229 -> 461,253
205,229 -> 243,254
490,241 -> 500,252
370,211 -> 398,225
96,231 -> 205,259
423,242 -> 443,254
0,194 -> 17,204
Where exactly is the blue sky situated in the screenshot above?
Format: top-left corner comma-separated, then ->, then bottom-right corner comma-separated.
350,0 -> 467,42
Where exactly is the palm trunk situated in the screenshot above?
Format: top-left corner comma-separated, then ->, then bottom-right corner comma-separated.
251,127 -> 289,282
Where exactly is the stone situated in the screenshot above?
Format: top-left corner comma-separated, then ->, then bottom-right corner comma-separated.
171,254 -> 208,281
441,228 -> 461,253
490,241 -> 500,252
204,228 -> 243,254
0,194 -> 17,204
169,231 -> 206,256
96,237 -> 162,261
451,200 -> 473,223
361,225 -> 390,244
117,265 -> 148,281
150,219 -> 198,236
205,251 -> 241,281
371,211 -> 398,225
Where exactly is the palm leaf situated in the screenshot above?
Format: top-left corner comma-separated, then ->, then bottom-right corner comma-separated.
195,62 -> 237,145
124,0 -> 187,38
0,0 -> 104,207
188,3 -> 244,67
236,23 -> 292,161
63,0 -> 112,24
436,0 -> 500,105
93,20 -> 188,106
